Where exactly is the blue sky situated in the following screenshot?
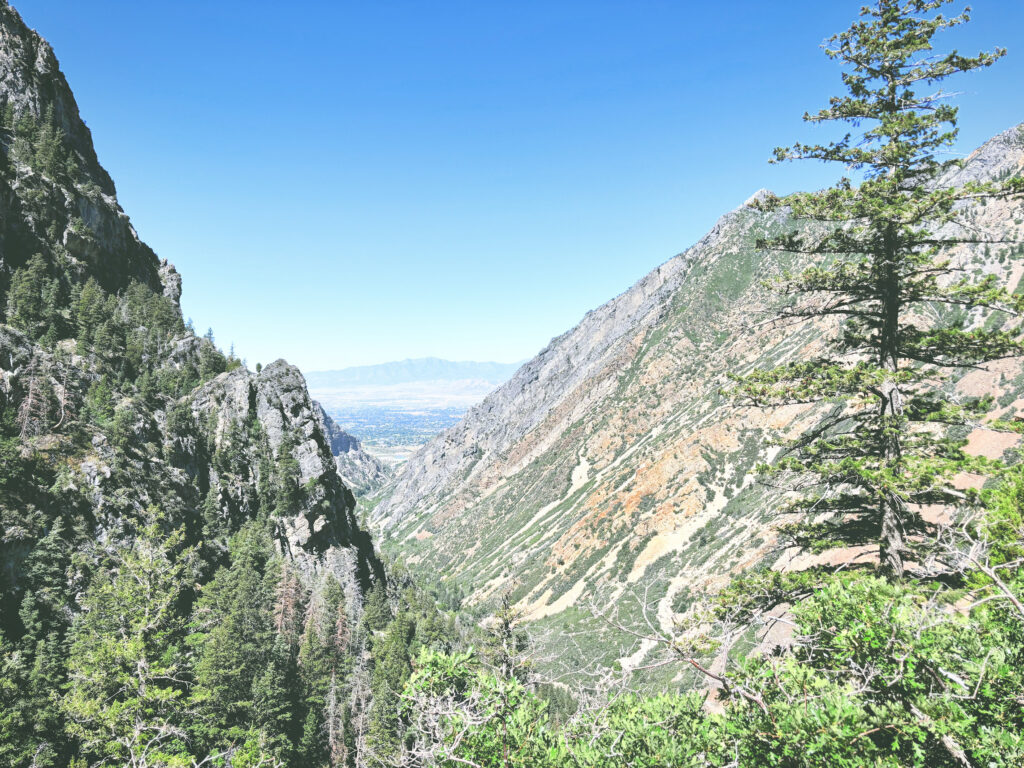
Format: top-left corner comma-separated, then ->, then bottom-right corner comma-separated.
16,1 -> 1024,371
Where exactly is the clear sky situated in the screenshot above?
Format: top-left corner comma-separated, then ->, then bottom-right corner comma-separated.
15,1 -> 1024,371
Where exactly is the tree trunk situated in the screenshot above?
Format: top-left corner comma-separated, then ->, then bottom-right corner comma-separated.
878,227 -> 906,580
880,491 -> 906,579
879,373 -> 905,579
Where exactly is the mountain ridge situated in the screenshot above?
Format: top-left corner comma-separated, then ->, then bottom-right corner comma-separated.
0,0 -> 381,667
313,400 -> 393,494
372,122 -> 1024,672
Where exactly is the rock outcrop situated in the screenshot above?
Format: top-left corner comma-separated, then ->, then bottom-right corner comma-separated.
185,361 -> 383,600
0,2 -> 166,296
0,0 -> 381,623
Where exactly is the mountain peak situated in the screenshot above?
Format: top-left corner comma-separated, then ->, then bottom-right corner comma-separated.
743,188 -> 773,207
0,1 -> 114,194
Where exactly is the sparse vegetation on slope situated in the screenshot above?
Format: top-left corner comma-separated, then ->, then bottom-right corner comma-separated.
372,2 -> 1024,684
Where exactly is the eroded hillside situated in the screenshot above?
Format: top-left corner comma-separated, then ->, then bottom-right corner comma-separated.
373,124 -> 1024,670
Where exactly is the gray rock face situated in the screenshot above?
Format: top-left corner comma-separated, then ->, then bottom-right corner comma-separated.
313,401 -> 392,495
371,125 -> 1024,645
0,0 -> 164,295
378,124 -> 1024,533
188,361 -> 383,591
0,1 -> 113,193
0,0 -> 383,611
941,123 -> 1024,188
159,259 -> 182,306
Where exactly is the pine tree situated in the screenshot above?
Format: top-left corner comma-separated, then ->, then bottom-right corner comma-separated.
6,254 -> 60,342
16,358 -> 52,440
198,329 -> 227,382
62,512 -> 197,766
273,433 -> 303,520
366,613 -> 414,759
734,0 -> 1024,579
190,523 -> 277,749
483,591 -> 530,683
0,630 -> 41,768
361,581 -> 391,633
11,520 -> 74,765
252,638 -> 301,764
273,562 -> 307,648
297,576 -> 351,765
74,277 -> 107,349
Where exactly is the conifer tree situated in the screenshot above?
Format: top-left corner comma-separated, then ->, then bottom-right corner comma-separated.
252,638 -> 301,764
6,254 -> 60,343
273,562 -> 307,647
0,522 -> 74,768
273,433 -> 303,521
190,522 -> 279,750
62,513 -> 197,766
735,0 -> 1024,578
483,591 -> 530,684
297,576 -> 351,765
367,613 -> 414,758
361,580 -> 391,633
13,520 -> 73,764
74,277 -> 107,349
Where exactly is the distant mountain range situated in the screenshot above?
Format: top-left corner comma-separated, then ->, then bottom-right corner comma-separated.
306,357 -> 522,413
305,358 -> 521,388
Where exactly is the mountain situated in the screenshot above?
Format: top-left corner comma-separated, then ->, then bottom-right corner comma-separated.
307,357 -> 520,411
0,0 -> 379,599
0,4 -> 164,298
372,124 -> 1024,670
0,3 -> 385,763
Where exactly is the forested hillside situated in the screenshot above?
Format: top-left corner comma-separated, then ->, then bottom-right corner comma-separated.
0,1 -> 415,764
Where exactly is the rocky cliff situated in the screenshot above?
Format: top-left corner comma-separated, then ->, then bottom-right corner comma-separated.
373,123 -> 1024,670
0,4 -> 166,297
0,0 -> 381,631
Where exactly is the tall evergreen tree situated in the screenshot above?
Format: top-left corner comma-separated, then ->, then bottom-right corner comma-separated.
361,581 -> 391,633
734,0 -> 1024,578
297,577 -> 351,765
366,613 -> 414,759
6,254 -> 60,343
190,522 -> 278,751
73,277 -> 107,349
10,520 -> 74,766
62,513 -> 197,767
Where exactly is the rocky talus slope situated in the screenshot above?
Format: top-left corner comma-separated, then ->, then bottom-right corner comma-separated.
374,124 -> 1024,670
0,0 -> 381,627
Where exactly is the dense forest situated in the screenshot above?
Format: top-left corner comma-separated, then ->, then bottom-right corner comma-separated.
1,0 -> 1023,766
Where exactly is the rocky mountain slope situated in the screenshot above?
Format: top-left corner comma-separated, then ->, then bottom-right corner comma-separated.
0,0 -> 381,648
0,2 -> 396,762
373,123 -> 1024,670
